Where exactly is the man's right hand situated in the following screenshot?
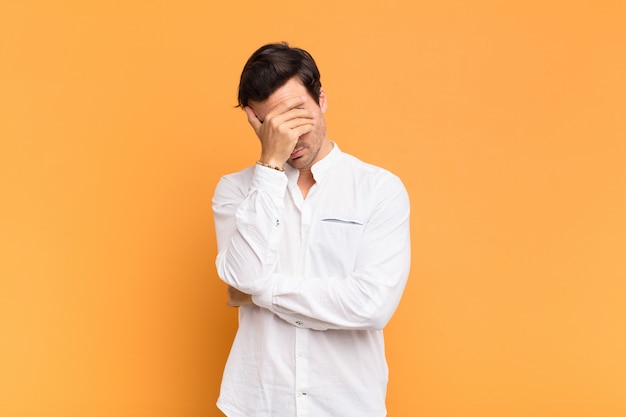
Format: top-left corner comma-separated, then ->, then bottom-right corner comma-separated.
244,96 -> 314,168
226,285 -> 253,308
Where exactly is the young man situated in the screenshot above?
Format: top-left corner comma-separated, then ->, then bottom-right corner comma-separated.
212,42 -> 411,417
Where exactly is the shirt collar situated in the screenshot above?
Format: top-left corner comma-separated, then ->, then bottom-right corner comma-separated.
285,141 -> 341,183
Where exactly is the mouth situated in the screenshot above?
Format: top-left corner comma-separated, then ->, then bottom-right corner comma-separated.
290,147 -> 304,159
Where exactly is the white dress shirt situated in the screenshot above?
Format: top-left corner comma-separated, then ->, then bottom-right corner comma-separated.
213,143 -> 411,417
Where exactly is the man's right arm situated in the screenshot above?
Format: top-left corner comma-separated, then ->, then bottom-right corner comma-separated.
212,166 -> 287,295
213,94 -> 314,294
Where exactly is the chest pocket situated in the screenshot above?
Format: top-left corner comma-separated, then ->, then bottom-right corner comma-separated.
315,214 -> 366,267
320,217 -> 364,226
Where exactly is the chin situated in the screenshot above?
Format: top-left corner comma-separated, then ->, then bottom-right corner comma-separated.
288,158 -> 310,170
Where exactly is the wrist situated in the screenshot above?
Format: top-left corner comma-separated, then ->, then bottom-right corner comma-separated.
256,160 -> 285,172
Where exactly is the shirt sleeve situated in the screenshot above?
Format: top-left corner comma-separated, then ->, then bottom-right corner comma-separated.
212,165 -> 288,295
252,173 -> 411,331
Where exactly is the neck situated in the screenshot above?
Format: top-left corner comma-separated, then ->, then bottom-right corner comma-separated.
297,168 -> 315,199
297,140 -> 333,199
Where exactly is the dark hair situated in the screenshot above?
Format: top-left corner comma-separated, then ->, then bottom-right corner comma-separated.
237,42 -> 322,108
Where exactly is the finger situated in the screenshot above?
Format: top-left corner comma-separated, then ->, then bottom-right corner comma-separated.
279,119 -> 315,138
244,106 -> 262,132
264,95 -> 309,120
265,109 -> 314,133
282,111 -> 315,126
281,108 -> 314,123
290,123 -> 315,139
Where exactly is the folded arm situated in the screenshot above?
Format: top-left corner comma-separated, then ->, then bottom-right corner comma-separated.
213,167 -> 410,331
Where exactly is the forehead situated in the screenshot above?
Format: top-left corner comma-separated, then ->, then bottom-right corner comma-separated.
249,77 -> 308,116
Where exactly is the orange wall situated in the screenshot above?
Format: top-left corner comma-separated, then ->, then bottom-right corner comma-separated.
1,1 -> 625,416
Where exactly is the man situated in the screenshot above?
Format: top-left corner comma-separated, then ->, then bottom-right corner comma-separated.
212,42 -> 411,417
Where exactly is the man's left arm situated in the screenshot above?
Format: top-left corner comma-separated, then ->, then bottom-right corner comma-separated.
252,173 -> 411,331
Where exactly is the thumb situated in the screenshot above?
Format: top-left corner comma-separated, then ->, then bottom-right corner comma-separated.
244,106 -> 262,132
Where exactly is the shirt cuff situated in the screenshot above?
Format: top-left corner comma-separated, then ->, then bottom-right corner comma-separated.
252,164 -> 288,197
251,282 -> 274,311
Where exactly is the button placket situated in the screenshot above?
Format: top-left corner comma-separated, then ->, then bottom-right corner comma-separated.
294,327 -> 309,416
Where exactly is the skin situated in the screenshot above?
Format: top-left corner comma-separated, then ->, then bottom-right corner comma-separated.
227,76 -> 333,307
226,285 -> 254,308
246,76 -> 333,197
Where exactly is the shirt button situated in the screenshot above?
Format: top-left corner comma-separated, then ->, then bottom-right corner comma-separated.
295,320 -> 303,326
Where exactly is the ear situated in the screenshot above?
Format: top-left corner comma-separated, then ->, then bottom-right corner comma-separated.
318,88 -> 328,113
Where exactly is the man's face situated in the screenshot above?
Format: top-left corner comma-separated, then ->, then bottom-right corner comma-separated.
249,77 -> 329,170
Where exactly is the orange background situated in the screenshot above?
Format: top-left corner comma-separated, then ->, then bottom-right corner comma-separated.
1,1 -> 625,416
